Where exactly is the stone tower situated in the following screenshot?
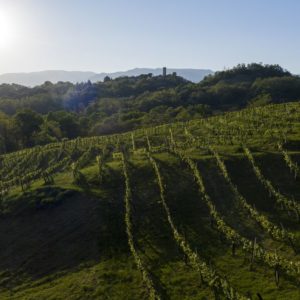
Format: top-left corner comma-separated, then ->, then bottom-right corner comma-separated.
163,67 -> 167,77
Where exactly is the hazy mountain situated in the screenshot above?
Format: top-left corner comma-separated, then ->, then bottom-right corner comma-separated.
0,70 -> 96,87
90,68 -> 213,83
0,68 -> 213,87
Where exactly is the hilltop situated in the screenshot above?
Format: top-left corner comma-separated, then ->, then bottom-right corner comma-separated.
0,63 -> 300,155
0,68 -> 213,87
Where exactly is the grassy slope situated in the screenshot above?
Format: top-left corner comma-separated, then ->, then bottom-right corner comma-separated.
0,104 -> 300,299
0,151 -> 299,299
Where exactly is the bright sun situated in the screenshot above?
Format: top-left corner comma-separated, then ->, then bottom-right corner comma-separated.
0,11 -> 15,49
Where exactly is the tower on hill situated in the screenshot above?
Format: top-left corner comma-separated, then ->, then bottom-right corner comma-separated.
163,67 -> 167,77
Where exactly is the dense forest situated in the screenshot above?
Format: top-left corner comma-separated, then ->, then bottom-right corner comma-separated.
0,63 -> 300,154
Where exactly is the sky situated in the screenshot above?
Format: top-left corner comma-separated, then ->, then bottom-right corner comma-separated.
0,0 -> 300,74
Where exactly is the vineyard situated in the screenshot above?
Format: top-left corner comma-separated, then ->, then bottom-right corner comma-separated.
0,102 -> 299,299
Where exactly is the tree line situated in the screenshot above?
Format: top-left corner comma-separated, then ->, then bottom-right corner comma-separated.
0,63 -> 300,154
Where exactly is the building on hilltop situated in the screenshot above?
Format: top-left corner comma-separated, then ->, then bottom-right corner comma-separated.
163,67 -> 167,77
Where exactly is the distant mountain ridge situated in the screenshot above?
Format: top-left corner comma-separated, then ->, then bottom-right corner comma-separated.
0,71 -> 96,88
90,68 -> 213,83
0,68 -> 213,87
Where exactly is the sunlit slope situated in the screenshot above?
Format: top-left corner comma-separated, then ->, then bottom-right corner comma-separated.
0,102 -> 300,299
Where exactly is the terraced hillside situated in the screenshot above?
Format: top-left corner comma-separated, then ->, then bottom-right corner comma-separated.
0,102 -> 300,299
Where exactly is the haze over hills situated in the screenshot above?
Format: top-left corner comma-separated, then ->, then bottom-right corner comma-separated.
89,68 -> 213,83
0,71 -> 96,88
0,68 -> 213,87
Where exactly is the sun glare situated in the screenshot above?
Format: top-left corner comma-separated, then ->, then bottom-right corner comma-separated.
0,10 -> 15,49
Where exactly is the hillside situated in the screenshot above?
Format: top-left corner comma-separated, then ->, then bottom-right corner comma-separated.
1,64 -> 300,156
0,102 -> 299,299
0,68 -> 213,86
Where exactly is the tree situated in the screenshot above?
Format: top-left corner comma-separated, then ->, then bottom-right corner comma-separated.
103,76 -> 111,82
13,110 -> 43,147
59,115 -> 81,138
